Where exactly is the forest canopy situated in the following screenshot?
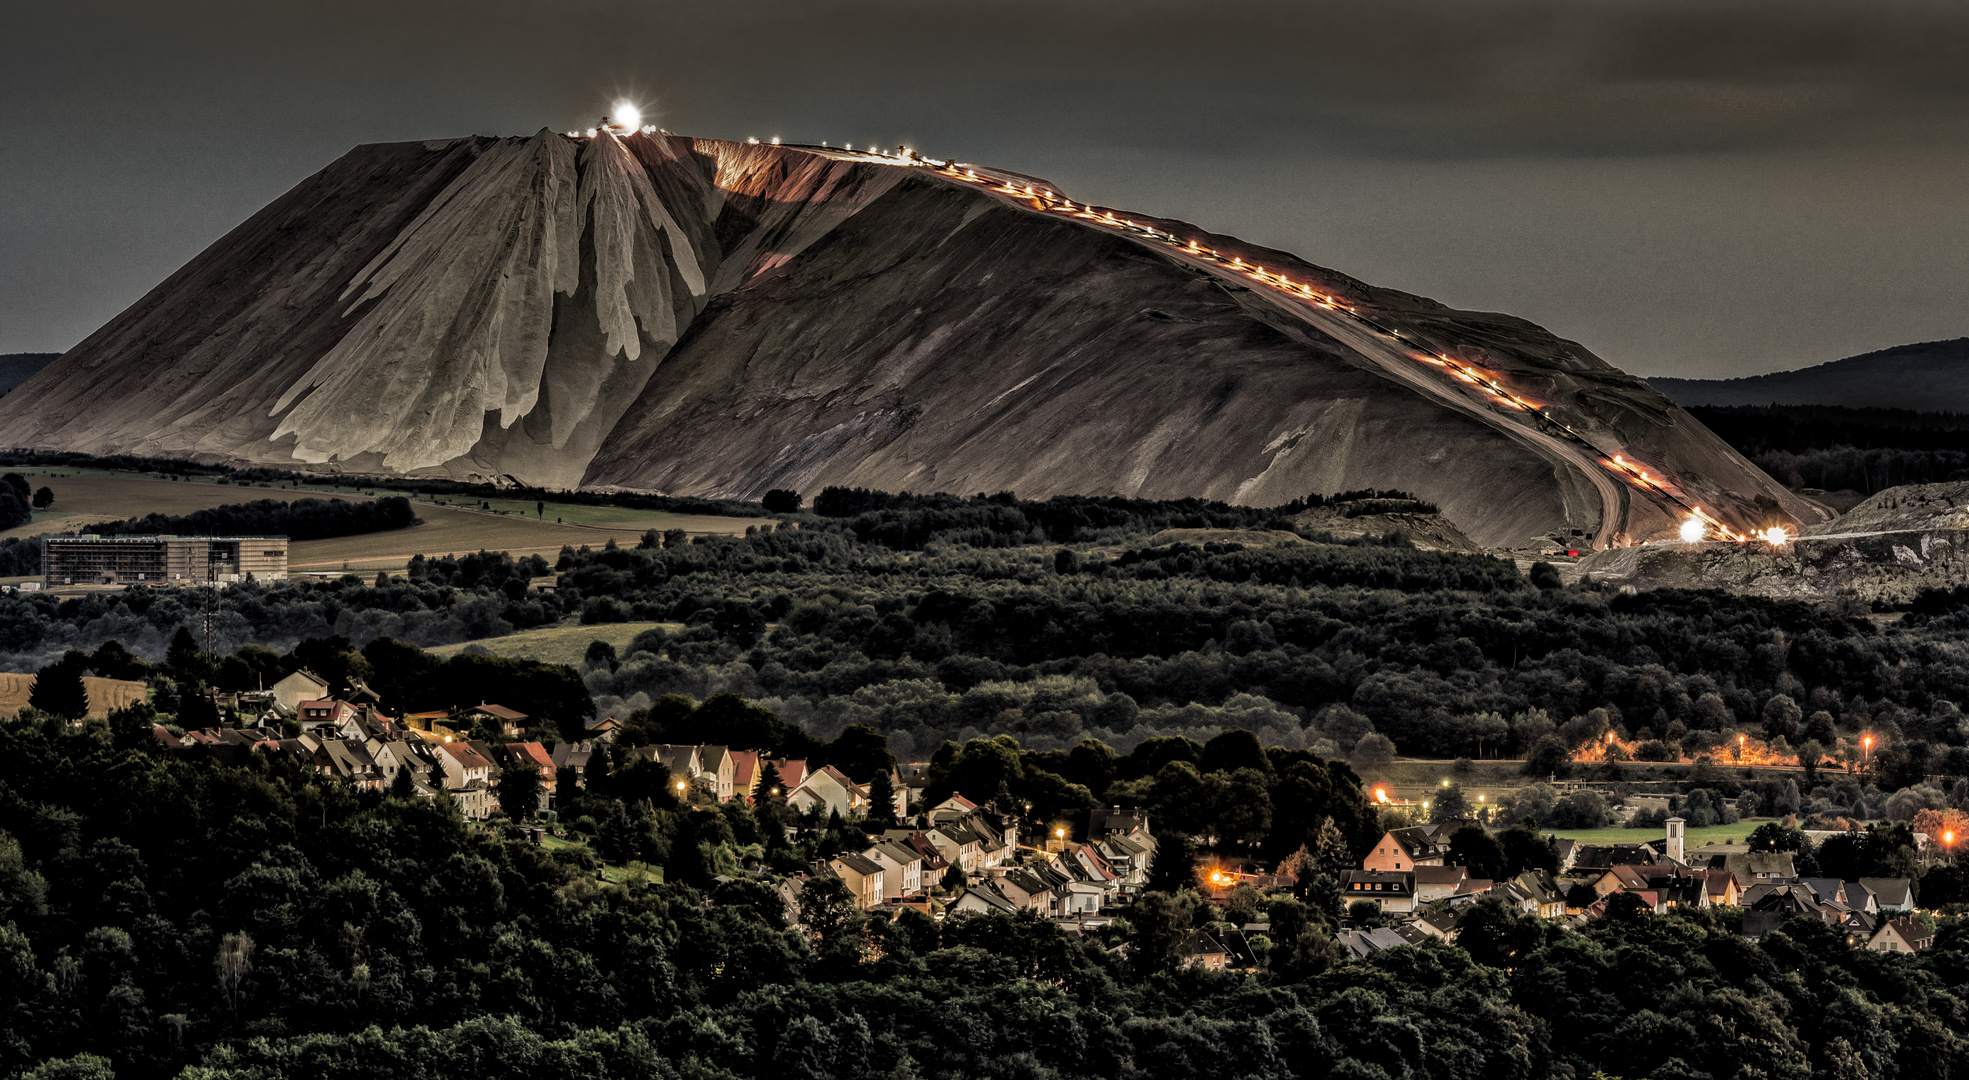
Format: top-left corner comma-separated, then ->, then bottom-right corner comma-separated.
83,495 -> 419,541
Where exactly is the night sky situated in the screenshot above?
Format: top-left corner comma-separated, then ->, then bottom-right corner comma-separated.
5,1 -> 1965,378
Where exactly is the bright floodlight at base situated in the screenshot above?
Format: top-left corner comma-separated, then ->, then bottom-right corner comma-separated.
611,100 -> 640,132
1679,517 -> 1705,543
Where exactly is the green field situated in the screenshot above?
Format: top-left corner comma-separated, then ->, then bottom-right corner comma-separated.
540,833 -> 663,885
428,621 -> 683,667
1546,822 -> 1771,848
0,472 -> 768,572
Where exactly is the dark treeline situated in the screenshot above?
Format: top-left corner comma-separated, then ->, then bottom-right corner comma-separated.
1690,404 -> 1969,494
553,529 -> 1969,773
84,496 -> 419,542
0,449 -> 773,520
1691,405 -> 1969,453
804,487 -> 1432,551
11,525 -> 1969,796
4,483 -> 1969,1075
0,537 -> 36,577
0,552 -> 571,668
0,473 -> 35,532
1,714 -> 1966,1078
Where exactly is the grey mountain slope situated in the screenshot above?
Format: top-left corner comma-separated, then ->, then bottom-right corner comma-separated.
0,131 -> 1816,548
1647,338 -> 1969,411
587,176 -> 1582,544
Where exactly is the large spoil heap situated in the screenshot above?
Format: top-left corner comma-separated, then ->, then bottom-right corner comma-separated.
0,128 -> 1819,548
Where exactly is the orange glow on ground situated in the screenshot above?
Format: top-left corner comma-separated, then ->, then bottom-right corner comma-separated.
1573,731 -> 1825,769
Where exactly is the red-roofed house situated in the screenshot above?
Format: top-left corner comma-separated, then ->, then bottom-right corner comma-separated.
1869,917 -> 1932,954
790,764 -> 878,819
437,740 -> 495,818
296,700 -> 357,733
504,742 -> 557,813
1362,827 -> 1447,872
469,703 -> 530,737
1704,869 -> 1741,908
1413,865 -> 1470,903
730,750 -> 759,799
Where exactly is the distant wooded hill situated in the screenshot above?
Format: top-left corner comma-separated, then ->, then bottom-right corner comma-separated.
1648,337 -> 1969,411
1688,404 -> 1969,494
0,353 -> 58,397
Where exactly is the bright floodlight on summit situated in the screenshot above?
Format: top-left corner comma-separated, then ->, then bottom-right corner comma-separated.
610,101 -> 641,132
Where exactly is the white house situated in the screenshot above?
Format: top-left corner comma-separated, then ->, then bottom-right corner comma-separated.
435,740 -> 495,819
270,669 -> 329,713
863,840 -> 925,900
826,852 -> 886,910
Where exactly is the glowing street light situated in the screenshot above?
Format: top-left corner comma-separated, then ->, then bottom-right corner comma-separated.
1680,517 -> 1705,544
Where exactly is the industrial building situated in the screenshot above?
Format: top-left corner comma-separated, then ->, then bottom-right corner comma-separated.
40,536 -> 288,587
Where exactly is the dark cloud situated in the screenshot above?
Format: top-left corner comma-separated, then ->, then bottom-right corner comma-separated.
4,0 -> 1966,375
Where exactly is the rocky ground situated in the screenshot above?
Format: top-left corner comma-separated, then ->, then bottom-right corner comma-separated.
1568,481 -> 1969,604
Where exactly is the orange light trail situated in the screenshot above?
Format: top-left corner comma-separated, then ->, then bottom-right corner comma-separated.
926,156 -> 1767,544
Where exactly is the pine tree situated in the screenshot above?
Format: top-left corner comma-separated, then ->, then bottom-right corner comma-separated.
585,744 -> 614,800
109,701 -> 159,752
167,627 -> 209,683
389,764 -> 417,798
865,770 -> 900,829
29,656 -> 90,720
176,682 -> 220,729
754,759 -> 784,801
497,766 -> 543,821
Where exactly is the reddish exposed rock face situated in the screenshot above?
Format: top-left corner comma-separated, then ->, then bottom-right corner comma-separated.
0,131 -> 1819,548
